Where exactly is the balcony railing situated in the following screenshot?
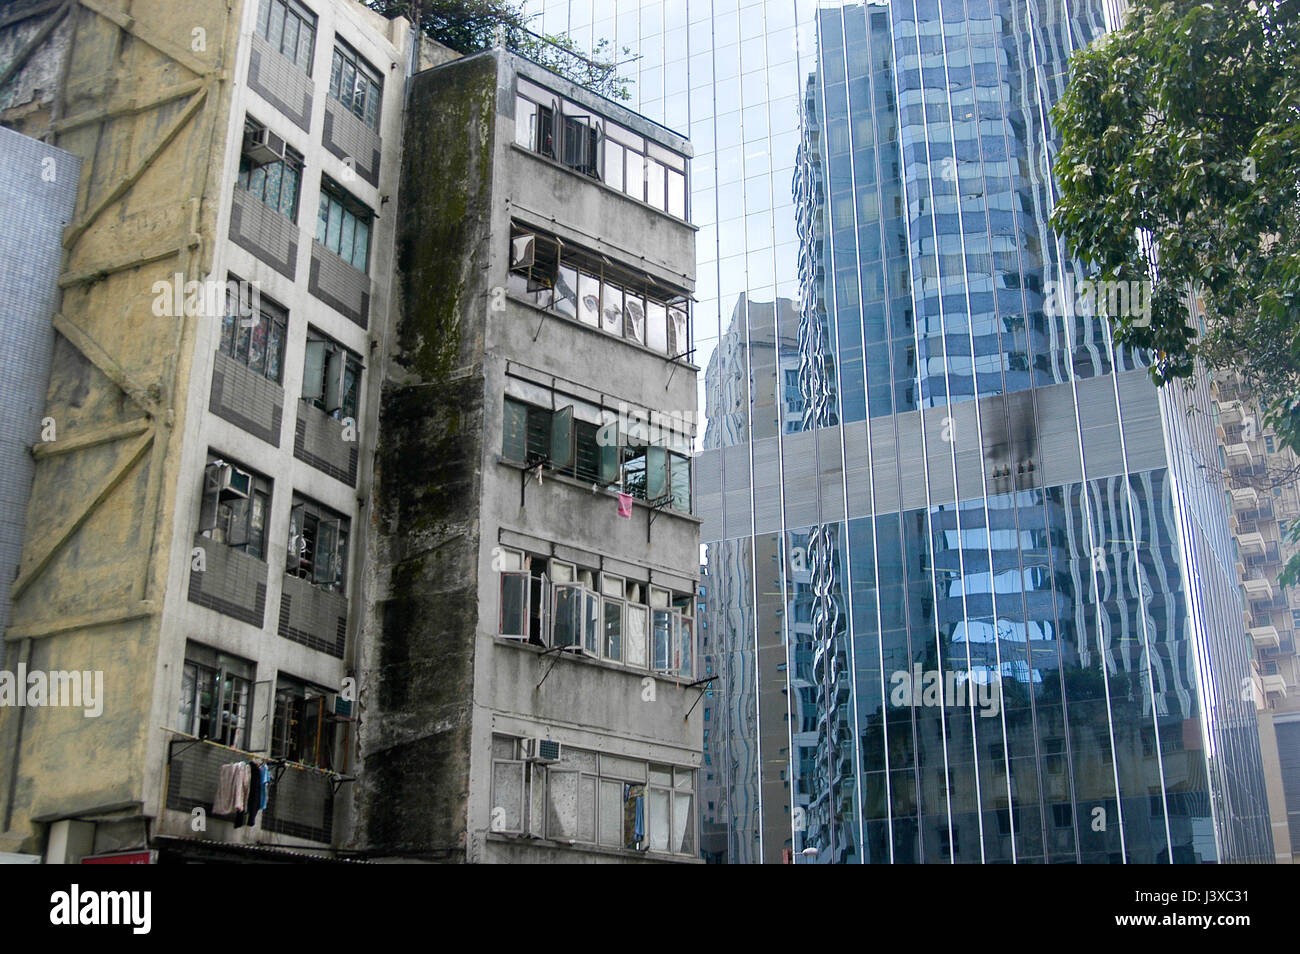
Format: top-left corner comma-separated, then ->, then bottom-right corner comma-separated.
165,735 -> 338,844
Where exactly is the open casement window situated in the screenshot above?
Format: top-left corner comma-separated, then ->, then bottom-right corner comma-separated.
561,113 -> 601,178
303,331 -> 362,420
499,547 -> 530,641
286,498 -> 349,593
508,227 -> 560,307
178,643 -> 254,750
199,458 -> 269,560
271,680 -> 337,769
625,603 -> 649,668
551,583 -> 584,649
549,405 -> 574,472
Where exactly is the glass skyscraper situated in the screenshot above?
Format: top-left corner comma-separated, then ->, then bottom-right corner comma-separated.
523,0 -> 1274,863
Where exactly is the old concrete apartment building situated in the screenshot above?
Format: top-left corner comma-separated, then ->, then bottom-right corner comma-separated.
0,0 -> 700,864
1212,368 -> 1300,862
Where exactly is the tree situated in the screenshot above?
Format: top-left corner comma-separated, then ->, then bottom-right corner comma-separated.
364,0 -> 634,100
1050,0 -> 1300,582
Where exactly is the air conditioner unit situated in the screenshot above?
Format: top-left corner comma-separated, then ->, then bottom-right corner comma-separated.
523,738 -> 562,763
217,463 -> 252,501
243,126 -> 288,166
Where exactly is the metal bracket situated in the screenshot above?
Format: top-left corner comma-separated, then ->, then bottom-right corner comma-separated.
534,644 -> 568,691
521,452 -> 548,507
647,493 -> 673,543
665,348 -> 697,389
683,675 -> 716,720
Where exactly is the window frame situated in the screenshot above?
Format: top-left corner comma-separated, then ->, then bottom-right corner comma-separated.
286,495 -> 350,594
178,642 -> 255,751
328,37 -> 383,130
316,176 -> 373,272
198,454 -> 271,561
219,277 -> 287,385
302,327 -> 363,421
256,0 -> 316,74
237,119 -> 303,222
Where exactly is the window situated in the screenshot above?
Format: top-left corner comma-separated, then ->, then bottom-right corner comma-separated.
494,546 -> 692,674
219,278 -> 286,384
178,643 -> 254,750
286,495 -> 350,593
316,177 -> 372,271
508,222 -> 691,357
328,38 -> 382,130
302,329 -> 362,421
271,676 -> 337,768
198,454 -> 271,561
513,78 -> 688,218
238,120 -> 302,221
503,395 -> 692,512
256,0 -> 316,73
489,737 -> 696,854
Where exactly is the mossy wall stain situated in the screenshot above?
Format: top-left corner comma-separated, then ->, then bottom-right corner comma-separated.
360,54 -> 497,858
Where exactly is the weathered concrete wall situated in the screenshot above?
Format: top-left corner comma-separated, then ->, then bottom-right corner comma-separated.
0,0 -> 241,854
355,52 -> 498,859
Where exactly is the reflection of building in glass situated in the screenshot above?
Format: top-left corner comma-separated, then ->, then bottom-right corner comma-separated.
528,0 -> 1272,863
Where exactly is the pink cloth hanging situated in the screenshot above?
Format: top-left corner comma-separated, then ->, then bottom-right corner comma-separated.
617,493 -> 633,518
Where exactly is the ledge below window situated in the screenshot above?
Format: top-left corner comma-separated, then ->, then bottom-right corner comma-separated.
485,830 -> 703,863
495,454 -> 701,524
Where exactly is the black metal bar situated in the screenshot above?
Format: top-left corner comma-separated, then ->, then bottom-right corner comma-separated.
534,645 -> 567,691
683,675 -> 716,720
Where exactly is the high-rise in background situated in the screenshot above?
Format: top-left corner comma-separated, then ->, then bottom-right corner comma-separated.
523,0 -> 1279,863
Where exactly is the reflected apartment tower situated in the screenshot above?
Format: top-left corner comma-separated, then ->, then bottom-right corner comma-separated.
526,0 -> 1276,862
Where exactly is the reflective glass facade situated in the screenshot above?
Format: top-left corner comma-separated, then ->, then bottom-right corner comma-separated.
525,0 -> 1274,863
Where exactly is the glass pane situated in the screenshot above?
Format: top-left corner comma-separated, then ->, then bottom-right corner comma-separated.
677,616 -> 694,678
515,96 -> 534,149
340,212 -> 356,269
364,79 -> 381,129
340,59 -> 355,111
579,775 -> 597,843
281,15 -> 298,59
623,293 -> 645,343
652,608 -> 672,671
668,306 -> 688,356
502,399 -> 528,460
298,24 -> 314,72
555,265 -> 578,318
604,599 -> 623,660
553,585 -> 582,647
648,788 -> 670,851
599,779 -> 623,846
626,150 -> 645,201
646,300 -> 668,352
667,169 -> 686,218
673,792 -> 694,853
600,283 -> 623,335
248,313 -> 268,374
316,193 -> 329,244
626,605 -> 648,668
352,219 -> 370,271
492,761 -> 524,832
500,573 -> 528,636
266,319 -> 284,383
280,166 -> 299,220
647,158 -> 666,210
267,1 -> 285,52
577,272 -> 601,326
670,452 -> 691,512
605,141 -> 624,191
257,0 -> 271,40
179,662 -> 197,733
584,590 -> 600,655
329,48 -> 342,100
327,200 -> 343,253
547,770 -> 579,840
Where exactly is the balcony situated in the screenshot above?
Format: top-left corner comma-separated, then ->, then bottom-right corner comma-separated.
1244,577 -> 1275,602
1250,625 -> 1281,650
1230,486 -> 1259,511
1225,443 -> 1255,468
165,736 -> 337,844
1263,673 -> 1288,699
1239,531 -> 1266,556
1217,400 -> 1244,425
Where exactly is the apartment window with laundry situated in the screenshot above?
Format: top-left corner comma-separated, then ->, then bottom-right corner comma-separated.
219,277 -> 286,384
507,221 -> 691,357
178,642 -> 254,750
271,676 -> 336,769
302,328 -> 362,421
329,37 -> 382,130
286,495 -> 350,593
256,0 -> 316,73
198,454 -> 271,561
316,176 -> 372,271
237,118 -> 302,221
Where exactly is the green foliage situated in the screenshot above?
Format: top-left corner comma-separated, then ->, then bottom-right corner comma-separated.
364,0 -> 634,100
1050,0 -> 1300,585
